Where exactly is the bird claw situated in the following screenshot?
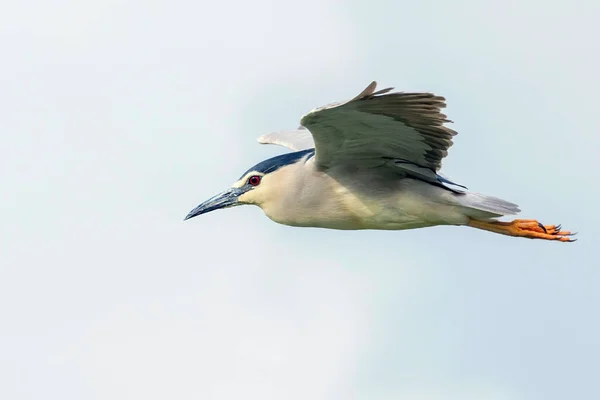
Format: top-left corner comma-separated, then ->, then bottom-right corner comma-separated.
469,219 -> 578,242
513,220 -> 576,242
537,222 -> 547,234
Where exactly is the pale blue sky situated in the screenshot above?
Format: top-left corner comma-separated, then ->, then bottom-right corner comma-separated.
1,1 -> 599,399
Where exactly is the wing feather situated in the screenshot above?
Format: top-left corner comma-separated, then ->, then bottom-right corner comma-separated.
257,128 -> 315,151
300,81 -> 457,171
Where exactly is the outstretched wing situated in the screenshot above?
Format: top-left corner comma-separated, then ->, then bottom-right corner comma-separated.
257,128 -> 315,151
299,81 -> 457,171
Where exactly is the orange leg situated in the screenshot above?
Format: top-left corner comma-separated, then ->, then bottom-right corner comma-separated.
467,219 -> 576,242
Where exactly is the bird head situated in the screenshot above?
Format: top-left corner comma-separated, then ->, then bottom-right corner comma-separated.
184,149 -> 314,221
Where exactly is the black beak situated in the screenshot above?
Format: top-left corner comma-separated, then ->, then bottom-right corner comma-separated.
184,188 -> 242,221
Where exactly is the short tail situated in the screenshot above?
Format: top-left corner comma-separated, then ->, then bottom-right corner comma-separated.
456,192 -> 521,219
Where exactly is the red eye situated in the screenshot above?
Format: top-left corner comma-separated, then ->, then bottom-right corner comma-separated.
248,175 -> 261,186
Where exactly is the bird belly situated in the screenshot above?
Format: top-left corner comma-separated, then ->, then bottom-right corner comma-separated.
317,180 -> 469,231
264,173 -> 468,231
359,194 -> 467,230
357,183 -> 470,230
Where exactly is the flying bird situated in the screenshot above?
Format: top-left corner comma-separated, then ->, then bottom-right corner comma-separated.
185,81 -> 574,242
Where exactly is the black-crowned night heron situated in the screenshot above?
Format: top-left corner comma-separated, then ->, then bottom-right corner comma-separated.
185,81 -> 574,242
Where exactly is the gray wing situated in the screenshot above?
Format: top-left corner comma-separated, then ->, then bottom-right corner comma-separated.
257,128 -> 315,151
299,81 -> 457,171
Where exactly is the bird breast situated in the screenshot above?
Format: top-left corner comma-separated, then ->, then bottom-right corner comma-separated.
260,164 -> 428,230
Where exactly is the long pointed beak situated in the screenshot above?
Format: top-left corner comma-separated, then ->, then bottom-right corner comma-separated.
184,188 -> 242,221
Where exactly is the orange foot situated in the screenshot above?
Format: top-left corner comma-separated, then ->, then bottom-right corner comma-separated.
467,219 -> 577,242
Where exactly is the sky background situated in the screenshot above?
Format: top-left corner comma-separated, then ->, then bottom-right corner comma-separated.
1,1 -> 599,399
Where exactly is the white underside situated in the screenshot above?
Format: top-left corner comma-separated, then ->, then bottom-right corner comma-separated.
255,159 -> 519,231
264,179 -> 490,231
